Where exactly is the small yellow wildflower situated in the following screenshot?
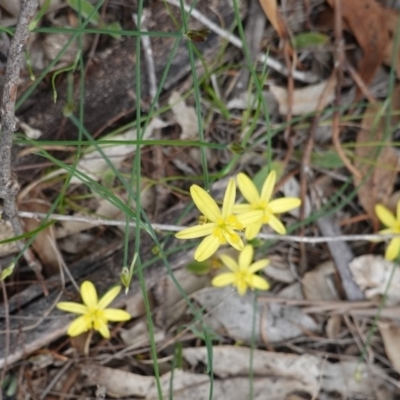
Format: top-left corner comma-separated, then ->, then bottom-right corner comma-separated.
375,202 -> 400,261
57,281 -> 131,338
175,179 -> 262,262
211,245 -> 270,296
234,171 -> 301,240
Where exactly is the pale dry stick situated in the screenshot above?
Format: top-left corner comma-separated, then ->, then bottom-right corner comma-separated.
12,209 -> 400,243
164,0 -> 318,83
345,60 -> 377,105
0,0 -> 47,293
133,9 -> 158,105
331,0 -> 362,181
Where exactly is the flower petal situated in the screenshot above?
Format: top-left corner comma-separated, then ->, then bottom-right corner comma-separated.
219,254 -> 239,272
232,203 -> 253,213
245,222 -> 262,240
247,275 -> 270,291
248,259 -> 270,274
98,286 -> 121,309
67,316 -> 90,337
237,280 -> 248,296
176,223 -> 215,239
222,179 -> 236,219
260,171 -> 276,203
212,273 -> 236,287
269,198 -> 301,214
195,235 -> 220,261
57,302 -> 88,315
103,309 -> 131,322
375,204 -> 396,228
191,185 -> 221,222
238,245 -> 253,269
237,173 -> 260,205
97,321 -> 110,338
226,235 -> 244,251
237,210 -> 263,228
80,281 -> 98,308
397,201 -> 400,222
268,214 -> 287,235
385,237 -> 400,261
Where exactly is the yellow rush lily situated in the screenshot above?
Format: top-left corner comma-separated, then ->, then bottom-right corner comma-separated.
175,179 -> 262,262
375,202 -> 400,261
211,245 -> 270,296
57,281 -> 131,338
234,171 -> 301,240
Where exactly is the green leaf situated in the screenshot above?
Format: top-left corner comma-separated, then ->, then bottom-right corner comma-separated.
292,32 -> 329,49
186,261 -> 211,275
105,22 -> 122,40
311,150 -> 344,169
253,161 -> 284,193
1,263 -> 15,281
67,0 -> 100,26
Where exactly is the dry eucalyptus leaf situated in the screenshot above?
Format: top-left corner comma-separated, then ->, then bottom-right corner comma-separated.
302,261 -> 339,301
354,95 -> 400,225
183,346 -> 391,399
327,0 -> 388,92
193,287 -> 320,344
83,365 -> 208,398
20,199 -> 61,275
168,91 -> 198,139
378,320 -> 400,373
269,78 -> 336,116
349,254 -> 400,305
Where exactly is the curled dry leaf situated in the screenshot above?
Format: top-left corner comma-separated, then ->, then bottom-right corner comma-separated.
349,254 -> 400,305
258,0 -> 290,41
353,90 -> 400,226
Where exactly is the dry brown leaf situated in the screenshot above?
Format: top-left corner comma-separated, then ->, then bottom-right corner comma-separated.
183,346 -> 393,399
349,255 -> 400,305
353,88 -> 400,225
258,0 -> 289,40
192,287 -> 321,344
378,320 -> 400,373
20,199 -> 61,276
269,77 -> 336,116
302,261 -> 340,301
327,0 -> 388,89
382,8 -> 400,78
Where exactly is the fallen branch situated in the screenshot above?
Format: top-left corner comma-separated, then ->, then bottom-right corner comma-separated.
0,0 -> 45,291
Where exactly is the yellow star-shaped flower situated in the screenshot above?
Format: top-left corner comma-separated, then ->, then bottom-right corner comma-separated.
375,202 -> 400,261
175,179 -> 262,262
234,171 -> 301,240
57,281 -> 131,338
211,245 -> 270,296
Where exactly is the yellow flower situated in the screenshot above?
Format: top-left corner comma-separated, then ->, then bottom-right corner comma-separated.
375,202 -> 400,261
234,171 -> 301,240
211,245 -> 270,296
175,179 -> 262,262
57,281 -> 131,338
